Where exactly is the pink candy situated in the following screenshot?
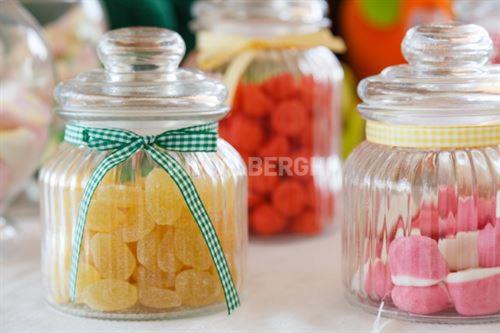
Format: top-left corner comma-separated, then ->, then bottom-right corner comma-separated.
389,235 -> 448,286
364,259 -> 393,300
391,284 -> 450,315
446,267 -> 500,316
477,223 -> 500,267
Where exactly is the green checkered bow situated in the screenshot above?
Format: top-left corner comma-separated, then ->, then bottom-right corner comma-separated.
64,123 -> 240,314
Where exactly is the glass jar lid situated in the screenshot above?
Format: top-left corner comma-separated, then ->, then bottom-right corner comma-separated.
55,27 -> 228,122
191,0 -> 329,36
358,23 -> 500,126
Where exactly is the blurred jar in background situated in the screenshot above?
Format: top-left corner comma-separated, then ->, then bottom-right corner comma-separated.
0,0 -> 54,238
339,0 -> 453,79
191,0 -> 344,236
454,0 -> 500,64
21,0 -> 107,82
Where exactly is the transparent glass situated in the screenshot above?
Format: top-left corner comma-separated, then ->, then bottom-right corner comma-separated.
39,27 -> 248,319
0,0 -> 54,237
191,0 -> 343,236
39,139 -> 247,319
21,0 -> 107,81
343,23 -> 500,323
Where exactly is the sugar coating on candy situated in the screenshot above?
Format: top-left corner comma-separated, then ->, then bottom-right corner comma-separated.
157,228 -> 183,273
174,227 -> 211,270
391,284 -> 450,315
145,168 -> 183,226
250,204 -> 286,235
133,265 -> 175,289
438,231 -> 479,271
90,233 -> 136,280
477,223 -> 500,267
138,285 -> 181,309
136,228 -> 162,271
271,180 -> 306,218
446,267 -> 500,316
364,259 -> 393,300
82,279 -> 137,312
175,269 -> 220,307
75,263 -> 101,302
389,235 -> 448,286
270,99 -> 308,137
113,203 -> 155,243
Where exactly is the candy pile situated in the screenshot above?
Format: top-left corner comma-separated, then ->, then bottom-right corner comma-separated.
0,82 -> 51,204
220,72 -> 337,236
47,168 -> 242,313
354,193 -> 499,316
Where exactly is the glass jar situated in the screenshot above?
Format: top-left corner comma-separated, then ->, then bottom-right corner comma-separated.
21,0 -> 107,82
343,23 -> 500,323
39,27 -> 247,319
191,0 -> 344,236
0,0 -> 54,238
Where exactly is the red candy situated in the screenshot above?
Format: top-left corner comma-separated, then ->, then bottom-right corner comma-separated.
272,180 -> 306,218
271,99 -> 308,137
249,173 -> 279,195
250,204 -> 286,235
241,84 -> 273,117
226,116 -> 264,153
262,72 -> 298,101
291,210 -> 321,235
258,136 -> 290,158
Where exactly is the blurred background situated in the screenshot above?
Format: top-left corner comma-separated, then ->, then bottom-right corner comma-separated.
1,0 -> 500,233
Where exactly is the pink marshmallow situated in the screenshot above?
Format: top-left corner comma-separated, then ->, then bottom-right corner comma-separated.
477,223 -> 500,267
456,196 -> 478,232
412,203 -> 440,239
389,235 -> 448,286
391,284 -> 450,315
364,259 -> 393,300
438,231 -> 479,271
446,267 -> 500,316
478,197 -> 495,229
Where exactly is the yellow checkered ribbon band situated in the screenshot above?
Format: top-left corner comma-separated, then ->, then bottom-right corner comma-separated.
366,121 -> 500,148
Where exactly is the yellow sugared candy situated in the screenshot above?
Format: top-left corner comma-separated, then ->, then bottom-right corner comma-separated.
157,228 -> 183,273
145,169 -> 184,226
90,233 -> 136,280
133,265 -> 175,289
175,269 -> 220,307
137,228 -> 162,270
113,204 -> 155,243
174,227 -> 212,271
138,285 -> 181,309
82,279 -> 137,312
75,263 -> 101,302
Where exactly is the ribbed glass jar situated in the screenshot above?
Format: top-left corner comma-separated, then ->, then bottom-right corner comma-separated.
191,0 -> 343,236
343,23 -> 500,323
39,28 -> 247,319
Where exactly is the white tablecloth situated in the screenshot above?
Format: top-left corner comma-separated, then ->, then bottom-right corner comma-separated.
1,210 -> 499,333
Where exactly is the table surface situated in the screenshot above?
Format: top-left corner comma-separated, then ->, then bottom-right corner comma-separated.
1,207 -> 499,333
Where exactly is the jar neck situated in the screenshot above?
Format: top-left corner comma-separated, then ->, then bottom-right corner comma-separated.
200,21 -> 324,38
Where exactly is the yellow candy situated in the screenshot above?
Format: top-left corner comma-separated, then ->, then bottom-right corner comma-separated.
113,204 -> 155,243
90,233 -> 136,280
174,227 -> 212,271
82,279 -> 137,312
175,269 -> 220,307
133,265 -> 175,289
138,285 -> 181,309
75,263 -> 101,303
145,169 -> 184,226
157,228 -> 183,273
137,228 -> 161,270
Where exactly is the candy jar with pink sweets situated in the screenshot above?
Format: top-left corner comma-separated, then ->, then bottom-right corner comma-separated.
0,0 -> 54,239
343,23 -> 500,323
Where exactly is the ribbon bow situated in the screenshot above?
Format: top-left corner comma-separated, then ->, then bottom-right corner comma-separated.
65,123 -> 240,313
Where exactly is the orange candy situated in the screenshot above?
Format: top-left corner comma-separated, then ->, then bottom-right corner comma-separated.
271,179 -> 306,218
250,204 -> 286,235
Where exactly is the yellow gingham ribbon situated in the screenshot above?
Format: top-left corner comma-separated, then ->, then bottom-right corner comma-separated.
366,121 -> 500,148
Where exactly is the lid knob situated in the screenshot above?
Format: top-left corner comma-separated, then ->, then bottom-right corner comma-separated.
402,23 -> 493,69
97,27 -> 185,73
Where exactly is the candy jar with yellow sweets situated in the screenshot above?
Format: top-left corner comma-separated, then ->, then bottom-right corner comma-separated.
191,0 -> 344,236
39,27 -> 247,319
343,23 -> 500,323
0,0 -> 54,239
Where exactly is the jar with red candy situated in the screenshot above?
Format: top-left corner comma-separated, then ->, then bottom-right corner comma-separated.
191,0 -> 344,236
343,23 -> 500,323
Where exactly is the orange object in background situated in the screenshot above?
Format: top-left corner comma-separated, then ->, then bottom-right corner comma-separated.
339,0 -> 453,79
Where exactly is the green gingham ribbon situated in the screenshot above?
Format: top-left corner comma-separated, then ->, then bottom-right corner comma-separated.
65,123 -> 240,314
